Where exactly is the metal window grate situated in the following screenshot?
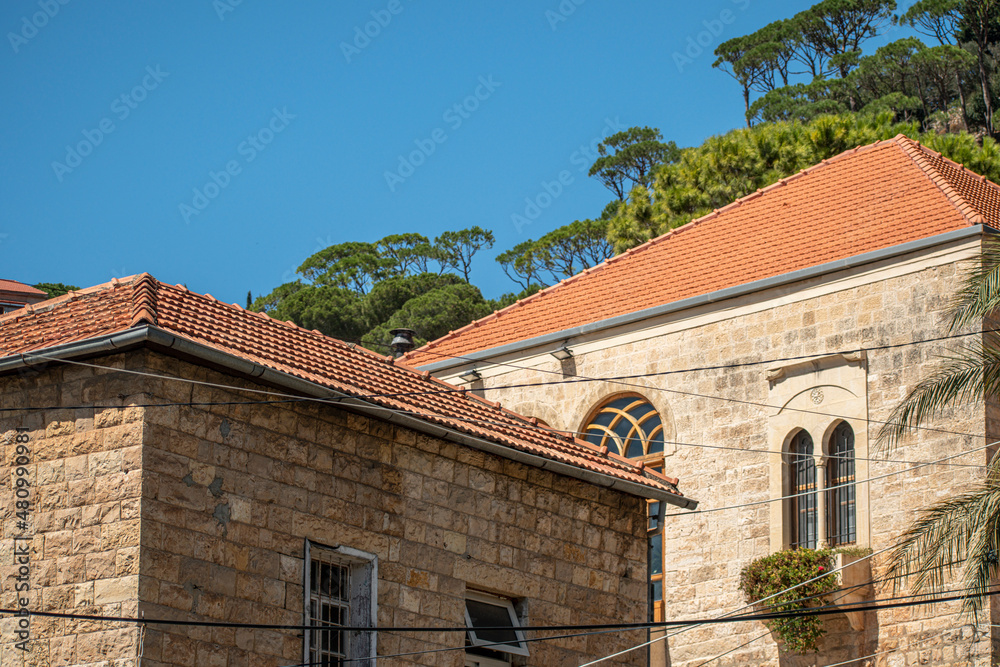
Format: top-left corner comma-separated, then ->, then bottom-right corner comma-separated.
789,431 -> 817,549
309,553 -> 351,666
827,422 -> 857,546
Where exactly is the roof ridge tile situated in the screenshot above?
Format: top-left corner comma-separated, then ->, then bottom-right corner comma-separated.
129,274 -> 159,327
894,135 -> 992,227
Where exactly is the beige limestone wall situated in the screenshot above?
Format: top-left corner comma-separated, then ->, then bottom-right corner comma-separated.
134,350 -> 651,666
456,239 -> 994,666
0,355 -> 144,667
2,348 -> 654,666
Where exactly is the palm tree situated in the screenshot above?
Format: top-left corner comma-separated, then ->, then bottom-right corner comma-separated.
876,240 -> 1000,612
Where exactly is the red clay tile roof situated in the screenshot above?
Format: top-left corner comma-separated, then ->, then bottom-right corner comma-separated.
405,135 -> 1000,366
0,274 -> 683,502
0,280 -> 46,296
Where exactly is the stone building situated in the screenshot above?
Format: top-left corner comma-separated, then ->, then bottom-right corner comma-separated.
0,279 -> 47,314
0,273 -> 695,666
405,135 -> 1000,666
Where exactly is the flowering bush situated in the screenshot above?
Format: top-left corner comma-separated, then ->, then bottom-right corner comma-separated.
738,548 -> 839,652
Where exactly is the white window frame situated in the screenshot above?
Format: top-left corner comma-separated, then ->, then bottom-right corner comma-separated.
303,541 -> 378,666
465,655 -> 513,667
464,591 -> 529,658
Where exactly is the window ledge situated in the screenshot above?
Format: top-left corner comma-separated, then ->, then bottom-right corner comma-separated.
834,552 -> 872,631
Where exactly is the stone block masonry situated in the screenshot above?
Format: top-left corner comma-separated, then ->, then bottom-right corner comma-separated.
474,240 -> 995,666
1,348 -> 651,666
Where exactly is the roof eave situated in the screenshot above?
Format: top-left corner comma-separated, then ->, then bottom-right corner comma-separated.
416,225 -> 991,374
0,325 -> 695,508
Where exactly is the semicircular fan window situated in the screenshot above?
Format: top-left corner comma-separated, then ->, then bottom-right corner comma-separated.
583,395 -> 664,458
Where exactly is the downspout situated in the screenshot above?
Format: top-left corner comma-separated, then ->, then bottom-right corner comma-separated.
647,499 -> 667,664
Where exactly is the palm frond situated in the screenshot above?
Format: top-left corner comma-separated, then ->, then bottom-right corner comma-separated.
886,455 -> 1000,614
950,239 -> 1000,333
875,341 -> 1000,452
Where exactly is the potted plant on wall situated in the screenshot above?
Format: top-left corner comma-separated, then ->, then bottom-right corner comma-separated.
738,547 -> 872,652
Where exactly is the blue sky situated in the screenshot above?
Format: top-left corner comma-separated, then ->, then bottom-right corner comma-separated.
0,0 -> 917,304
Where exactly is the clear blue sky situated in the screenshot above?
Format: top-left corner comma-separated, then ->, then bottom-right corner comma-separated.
0,0 -> 917,304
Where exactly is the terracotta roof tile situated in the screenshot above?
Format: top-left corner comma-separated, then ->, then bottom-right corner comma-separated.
0,274 -> 682,502
0,280 -> 46,296
406,135 -> 1000,365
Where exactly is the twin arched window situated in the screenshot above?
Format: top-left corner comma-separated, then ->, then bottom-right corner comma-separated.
788,422 -> 856,548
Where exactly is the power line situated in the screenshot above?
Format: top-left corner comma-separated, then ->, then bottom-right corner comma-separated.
691,569 -> 877,667
0,389 -> 984,470
281,625 -> 645,667
690,631 -> 771,667
6,353 -> 990,471
13,327 -> 997,446
823,627 -> 963,667
6,355 -> 994,519
580,544 -> 895,666
580,585 -> 1000,666
2,583 -> 995,634
662,440 -> 996,518
393,325 -> 1000,380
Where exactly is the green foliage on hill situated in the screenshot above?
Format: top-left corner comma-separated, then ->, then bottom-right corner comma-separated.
249,0 -> 1000,353
605,113 -> 1000,252
712,0 -> 998,134
33,283 -> 80,298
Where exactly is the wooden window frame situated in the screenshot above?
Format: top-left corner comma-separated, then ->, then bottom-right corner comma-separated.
303,541 -> 377,666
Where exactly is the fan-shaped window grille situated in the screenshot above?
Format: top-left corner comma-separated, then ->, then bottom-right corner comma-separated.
583,396 -> 664,458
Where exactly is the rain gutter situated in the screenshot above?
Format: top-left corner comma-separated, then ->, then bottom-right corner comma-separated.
0,325 -> 696,508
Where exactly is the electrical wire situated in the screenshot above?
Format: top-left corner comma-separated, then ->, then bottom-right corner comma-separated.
578,544 -> 894,666
823,628 -> 960,667
4,353 -> 991,472
5,316 -> 996,663
693,552 -> 905,667
0,389 -> 985,470
689,631 -> 771,667
393,325 -> 1000,380
662,439 -> 996,518
11,332 -> 997,447
588,548 -> 983,667
280,625 -> 645,667
1,582 -> 996,633
690,572 -> 870,666
580,584 -> 1000,666
5,354 -> 996,519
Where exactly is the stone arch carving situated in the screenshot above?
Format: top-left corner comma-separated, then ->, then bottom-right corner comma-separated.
504,399 -> 561,433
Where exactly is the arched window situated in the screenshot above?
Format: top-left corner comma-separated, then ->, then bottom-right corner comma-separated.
789,431 -> 816,549
583,394 -> 667,607
583,395 -> 664,458
827,422 -> 856,546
